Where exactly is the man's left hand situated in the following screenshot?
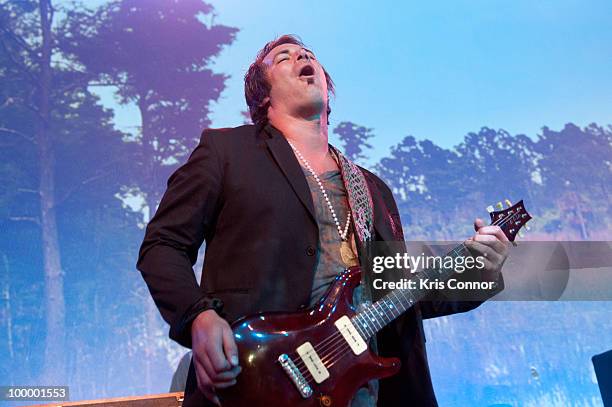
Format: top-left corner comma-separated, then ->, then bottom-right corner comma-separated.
465,218 -> 509,281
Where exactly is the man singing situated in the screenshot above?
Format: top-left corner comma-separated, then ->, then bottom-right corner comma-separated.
137,35 -> 508,407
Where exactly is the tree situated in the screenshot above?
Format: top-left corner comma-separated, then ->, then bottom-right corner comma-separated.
0,0 -> 134,387
455,127 -> 538,212
375,135 -> 466,239
62,0 -> 238,214
534,123 -> 612,239
333,121 -> 374,165
60,0 -> 238,388
0,0 -> 67,383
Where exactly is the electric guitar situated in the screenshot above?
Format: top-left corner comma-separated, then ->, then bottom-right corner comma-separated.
218,200 -> 532,406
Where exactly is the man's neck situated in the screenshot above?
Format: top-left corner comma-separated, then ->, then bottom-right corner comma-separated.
269,112 -> 329,158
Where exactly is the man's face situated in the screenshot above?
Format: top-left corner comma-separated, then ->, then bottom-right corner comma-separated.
262,43 -> 328,120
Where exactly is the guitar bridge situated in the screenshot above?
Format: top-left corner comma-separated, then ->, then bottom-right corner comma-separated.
278,353 -> 313,398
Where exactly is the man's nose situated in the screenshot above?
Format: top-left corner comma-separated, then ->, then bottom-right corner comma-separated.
297,50 -> 311,61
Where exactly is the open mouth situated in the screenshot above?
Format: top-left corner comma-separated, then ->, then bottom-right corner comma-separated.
299,65 -> 315,78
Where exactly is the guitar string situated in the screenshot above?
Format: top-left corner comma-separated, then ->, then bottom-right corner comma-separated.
293,216 -> 520,383
318,217 -> 521,374
321,230 -> 516,369
309,213 -> 522,373
288,212 -> 521,380
291,212 -> 519,378
321,295 -> 414,370
291,238 -> 464,375
289,297 -> 384,373
295,245 -> 478,378
290,247 -> 436,373
298,300 -> 408,382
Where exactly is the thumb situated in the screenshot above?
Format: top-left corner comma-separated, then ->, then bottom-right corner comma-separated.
474,218 -> 486,232
222,326 -> 240,367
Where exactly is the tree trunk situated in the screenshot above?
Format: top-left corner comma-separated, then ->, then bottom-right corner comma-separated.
572,192 -> 589,240
38,0 -> 66,384
2,253 -> 15,384
139,97 -> 162,392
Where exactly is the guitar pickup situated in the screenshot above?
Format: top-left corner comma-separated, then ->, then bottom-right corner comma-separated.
335,315 -> 367,355
297,342 -> 330,384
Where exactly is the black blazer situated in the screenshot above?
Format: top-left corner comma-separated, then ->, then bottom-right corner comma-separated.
137,124 -> 490,407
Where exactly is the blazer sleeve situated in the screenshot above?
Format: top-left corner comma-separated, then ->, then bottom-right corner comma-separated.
136,129 -> 224,348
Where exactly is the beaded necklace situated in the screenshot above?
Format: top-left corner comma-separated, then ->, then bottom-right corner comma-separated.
287,140 -> 358,266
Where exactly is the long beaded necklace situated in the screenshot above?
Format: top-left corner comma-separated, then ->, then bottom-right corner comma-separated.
287,141 -> 358,267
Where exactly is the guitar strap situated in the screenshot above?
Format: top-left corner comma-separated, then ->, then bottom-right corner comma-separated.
329,145 -> 374,245
329,146 -> 376,302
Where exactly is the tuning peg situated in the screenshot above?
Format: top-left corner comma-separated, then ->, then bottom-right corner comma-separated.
496,202 -> 504,210
486,205 -> 495,213
505,199 -> 513,207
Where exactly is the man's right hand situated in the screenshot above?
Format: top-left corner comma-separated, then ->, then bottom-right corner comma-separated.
191,309 -> 241,406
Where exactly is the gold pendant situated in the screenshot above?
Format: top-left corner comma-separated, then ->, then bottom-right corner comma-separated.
340,240 -> 358,267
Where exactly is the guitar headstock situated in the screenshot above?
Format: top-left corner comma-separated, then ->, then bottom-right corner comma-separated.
486,199 -> 532,242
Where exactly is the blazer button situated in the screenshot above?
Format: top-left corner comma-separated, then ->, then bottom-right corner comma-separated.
306,246 -> 316,256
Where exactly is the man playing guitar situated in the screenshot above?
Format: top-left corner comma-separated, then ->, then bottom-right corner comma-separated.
137,35 -> 509,407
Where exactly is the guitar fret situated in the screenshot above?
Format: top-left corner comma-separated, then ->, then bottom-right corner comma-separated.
352,317 -> 367,340
344,202 -> 530,343
365,305 -> 383,331
357,242 -> 476,336
353,314 -> 366,338
359,237 -> 499,338
354,313 -> 373,339
383,298 -> 399,319
391,291 -> 407,314
374,302 -> 391,325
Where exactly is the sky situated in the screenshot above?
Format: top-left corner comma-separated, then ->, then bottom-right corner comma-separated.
98,0 -> 612,164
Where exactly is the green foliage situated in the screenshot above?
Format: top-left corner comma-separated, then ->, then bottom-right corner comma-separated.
333,121 -> 374,164
372,124 -> 611,240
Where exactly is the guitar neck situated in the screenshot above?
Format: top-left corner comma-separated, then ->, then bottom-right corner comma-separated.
350,242 -> 472,339
349,200 -> 529,340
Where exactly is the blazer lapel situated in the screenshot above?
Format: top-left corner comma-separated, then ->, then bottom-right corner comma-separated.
262,125 -> 317,224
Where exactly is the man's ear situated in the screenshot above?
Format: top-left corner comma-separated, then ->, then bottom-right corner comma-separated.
260,96 -> 270,107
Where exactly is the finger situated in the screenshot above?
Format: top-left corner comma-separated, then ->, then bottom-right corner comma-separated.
472,234 -> 507,257
193,350 -> 211,383
202,351 -> 239,384
474,235 -> 506,260
477,225 -> 510,243
206,327 -> 232,373
468,240 -> 508,273
474,218 -> 486,232
222,326 -> 240,367
212,365 -> 242,383
466,240 -> 502,264
199,348 -> 217,380
213,379 -> 238,389
194,358 -> 219,405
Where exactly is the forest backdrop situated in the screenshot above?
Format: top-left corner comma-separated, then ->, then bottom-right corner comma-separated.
0,1 -> 610,406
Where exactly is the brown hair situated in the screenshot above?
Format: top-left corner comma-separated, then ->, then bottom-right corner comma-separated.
244,34 -> 335,127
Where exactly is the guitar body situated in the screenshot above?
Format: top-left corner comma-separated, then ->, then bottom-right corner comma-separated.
218,267 -> 401,407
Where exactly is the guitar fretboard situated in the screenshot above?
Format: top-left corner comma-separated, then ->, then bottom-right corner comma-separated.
350,243 -> 474,340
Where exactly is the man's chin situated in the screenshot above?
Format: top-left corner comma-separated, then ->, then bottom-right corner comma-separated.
296,105 -> 326,121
